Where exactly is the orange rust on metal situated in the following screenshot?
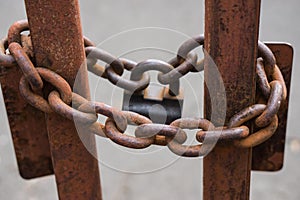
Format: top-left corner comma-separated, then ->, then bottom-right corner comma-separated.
196,126 -> 250,142
235,115 -> 278,148
8,42 -> 44,91
24,0 -> 102,199
0,38 -> 53,179
0,65 -> 53,179
204,0 -> 261,199
252,43 -> 293,171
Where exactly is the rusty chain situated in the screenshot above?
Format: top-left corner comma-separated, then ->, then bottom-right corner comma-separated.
0,20 -> 286,157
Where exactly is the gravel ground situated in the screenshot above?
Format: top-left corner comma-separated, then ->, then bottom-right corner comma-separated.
0,0 -> 300,199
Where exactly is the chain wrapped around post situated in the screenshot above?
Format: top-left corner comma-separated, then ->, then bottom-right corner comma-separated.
0,20 -> 288,157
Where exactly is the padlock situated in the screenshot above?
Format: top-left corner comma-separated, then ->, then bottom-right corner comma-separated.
122,59 -> 184,124
122,84 -> 183,124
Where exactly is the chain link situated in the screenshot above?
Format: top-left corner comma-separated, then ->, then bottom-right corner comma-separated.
0,20 -> 288,157
19,67 -> 72,113
158,52 -> 198,85
9,42 -> 44,91
255,80 -> 283,127
8,20 -> 28,44
49,91 -> 98,124
0,38 -> 15,67
167,118 -> 213,157
105,58 -> 151,92
105,117 -> 155,149
130,59 -> 180,96
85,46 -> 124,75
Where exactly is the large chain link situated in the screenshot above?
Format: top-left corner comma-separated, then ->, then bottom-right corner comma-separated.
0,20 -> 286,157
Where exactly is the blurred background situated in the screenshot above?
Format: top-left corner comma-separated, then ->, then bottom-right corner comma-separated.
0,0 -> 299,199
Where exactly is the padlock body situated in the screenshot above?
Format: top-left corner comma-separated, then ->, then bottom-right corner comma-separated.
122,87 -> 183,124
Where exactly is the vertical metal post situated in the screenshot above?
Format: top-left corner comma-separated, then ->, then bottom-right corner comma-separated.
24,0 -> 102,199
204,0 -> 261,199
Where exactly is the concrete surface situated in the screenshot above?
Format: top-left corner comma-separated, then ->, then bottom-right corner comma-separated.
0,0 -> 300,199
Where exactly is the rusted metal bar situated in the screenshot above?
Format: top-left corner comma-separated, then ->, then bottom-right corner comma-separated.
24,0 -> 102,199
252,43 -> 293,171
203,0 -> 261,199
0,33 -> 53,179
